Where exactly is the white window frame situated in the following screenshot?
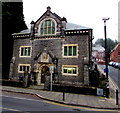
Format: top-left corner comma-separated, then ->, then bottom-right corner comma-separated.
18,64 -> 31,73
62,65 -> 78,76
19,46 -> 32,57
39,18 -> 57,36
62,44 -> 78,58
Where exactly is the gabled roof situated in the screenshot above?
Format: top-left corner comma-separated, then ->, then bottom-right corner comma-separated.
35,7 -> 62,24
12,22 -> 92,36
12,6 -> 92,36
53,13 -> 62,20
110,42 -> 120,53
113,43 -> 120,50
65,22 -> 91,31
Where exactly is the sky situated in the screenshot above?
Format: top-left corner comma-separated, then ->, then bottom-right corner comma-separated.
23,0 -> 119,43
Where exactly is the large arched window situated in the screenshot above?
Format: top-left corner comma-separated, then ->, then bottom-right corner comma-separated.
40,19 -> 55,35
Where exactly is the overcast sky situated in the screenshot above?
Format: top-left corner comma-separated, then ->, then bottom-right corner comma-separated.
23,0 -> 119,43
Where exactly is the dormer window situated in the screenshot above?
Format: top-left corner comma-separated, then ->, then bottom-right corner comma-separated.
40,19 -> 55,35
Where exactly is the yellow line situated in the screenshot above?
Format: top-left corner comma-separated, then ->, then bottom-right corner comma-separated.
43,100 -> 119,112
0,107 -> 29,113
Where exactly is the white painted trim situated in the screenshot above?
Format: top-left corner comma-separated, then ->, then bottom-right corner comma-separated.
19,46 -> 32,58
37,18 -> 57,36
62,65 -> 78,76
62,44 -> 78,58
18,64 -> 31,73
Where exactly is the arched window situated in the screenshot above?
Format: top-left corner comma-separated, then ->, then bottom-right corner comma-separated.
40,19 -> 55,35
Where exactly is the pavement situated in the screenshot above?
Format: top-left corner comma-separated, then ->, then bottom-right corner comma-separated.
1,85 -> 120,110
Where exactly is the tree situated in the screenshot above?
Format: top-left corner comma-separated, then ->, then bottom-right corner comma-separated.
2,2 -> 27,79
94,38 -> 105,47
94,38 -> 118,55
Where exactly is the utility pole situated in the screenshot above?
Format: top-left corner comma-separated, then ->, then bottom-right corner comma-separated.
30,21 -> 35,84
102,17 -> 110,98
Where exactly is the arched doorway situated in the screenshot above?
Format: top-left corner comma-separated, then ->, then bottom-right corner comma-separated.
41,66 -> 49,83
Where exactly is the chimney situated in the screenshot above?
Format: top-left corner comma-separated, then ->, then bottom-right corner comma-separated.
47,6 -> 51,11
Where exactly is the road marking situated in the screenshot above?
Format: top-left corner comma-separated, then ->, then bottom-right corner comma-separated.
0,107 -> 29,113
109,76 -> 119,89
2,94 -> 119,112
43,100 -> 119,112
2,95 -> 41,102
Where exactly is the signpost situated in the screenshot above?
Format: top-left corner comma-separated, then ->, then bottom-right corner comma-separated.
97,88 -> 103,96
104,68 -> 109,73
50,66 -> 54,91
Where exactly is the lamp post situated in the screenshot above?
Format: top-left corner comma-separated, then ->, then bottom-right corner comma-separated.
30,21 -> 35,84
102,17 -> 110,98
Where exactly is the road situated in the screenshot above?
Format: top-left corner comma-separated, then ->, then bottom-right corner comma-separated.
2,91 -> 118,113
99,65 -> 120,89
2,91 -> 78,111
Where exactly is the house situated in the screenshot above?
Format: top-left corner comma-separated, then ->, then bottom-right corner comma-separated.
92,44 -> 105,64
110,42 -> 120,62
9,7 -> 93,87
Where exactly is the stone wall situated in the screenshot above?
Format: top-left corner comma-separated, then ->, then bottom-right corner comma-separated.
11,33 -> 90,84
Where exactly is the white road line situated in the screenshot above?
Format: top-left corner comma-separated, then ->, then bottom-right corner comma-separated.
1,107 -> 29,113
2,95 -> 119,112
2,95 -> 41,102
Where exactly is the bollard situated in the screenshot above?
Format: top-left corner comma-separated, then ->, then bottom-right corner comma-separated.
63,91 -> 65,101
116,89 -> 119,105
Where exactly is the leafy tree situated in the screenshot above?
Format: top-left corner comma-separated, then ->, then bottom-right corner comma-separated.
94,38 -> 118,55
94,38 -> 105,47
2,2 -> 27,79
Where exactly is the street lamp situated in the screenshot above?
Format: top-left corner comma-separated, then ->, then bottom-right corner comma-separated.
102,17 -> 110,98
30,21 -> 35,84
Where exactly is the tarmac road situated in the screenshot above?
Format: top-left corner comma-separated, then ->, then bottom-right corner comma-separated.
2,91 -> 119,113
2,91 -> 86,112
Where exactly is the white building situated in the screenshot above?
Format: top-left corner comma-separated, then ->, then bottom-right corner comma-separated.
92,45 -> 105,64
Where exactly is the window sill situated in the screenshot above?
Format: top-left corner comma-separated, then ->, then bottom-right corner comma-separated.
62,73 -> 78,76
63,56 -> 78,58
19,56 -> 31,58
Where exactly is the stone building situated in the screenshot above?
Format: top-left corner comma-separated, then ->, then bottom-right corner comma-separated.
9,7 -> 93,86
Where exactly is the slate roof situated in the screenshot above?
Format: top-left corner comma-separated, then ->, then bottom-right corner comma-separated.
12,29 -> 30,35
12,22 -> 91,35
65,22 -> 91,31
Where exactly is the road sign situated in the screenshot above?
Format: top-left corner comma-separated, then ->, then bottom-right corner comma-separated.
50,66 -> 54,73
50,65 -> 54,91
104,68 -> 109,73
97,88 -> 103,96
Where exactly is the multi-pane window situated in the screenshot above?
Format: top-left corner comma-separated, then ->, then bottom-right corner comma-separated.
18,64 -> 30,73
20,46 -> 31,57
63,44 -> 78,57
40,19 -> 55,35
62,65 -> 78,76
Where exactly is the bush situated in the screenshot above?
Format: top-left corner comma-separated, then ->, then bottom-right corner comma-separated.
89,68 -> 100,87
